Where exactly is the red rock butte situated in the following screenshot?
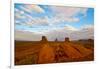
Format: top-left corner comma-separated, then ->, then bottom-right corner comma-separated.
41,36 -> 70,42
41,36 -> 48,42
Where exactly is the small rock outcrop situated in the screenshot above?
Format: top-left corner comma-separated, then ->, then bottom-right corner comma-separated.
41,36 -> 48,42
65,37 -> 69,42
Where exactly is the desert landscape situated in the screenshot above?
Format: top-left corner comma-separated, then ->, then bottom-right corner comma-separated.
14,4 -> 94,65
15,36 -> 94,65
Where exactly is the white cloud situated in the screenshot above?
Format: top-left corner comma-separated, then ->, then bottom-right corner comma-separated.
15,13 -> 25,19
53,16 -> 79,23
15,8 -> 25,19
15,25 -> 94,41
15,5 -> 88,27
15,5 -> 93,41
20,5 -> 45,13
26,5 -> 45,13
15,8 -> 19,12
24,16 -> 49,27
44,25 -> 78,41
15,30 -> 42,41
21,15 -> 80,27
45,25 -> 94,41
69,25 -> 94,40
24,6 -> 87,27
79,8 -> 88,17
47,6 -> 88,24
15,8 -> 25,15
50,6 -> 88,17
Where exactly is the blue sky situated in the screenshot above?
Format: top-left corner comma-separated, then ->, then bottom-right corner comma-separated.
15,4 -> 94,41
15,3 -> 94,33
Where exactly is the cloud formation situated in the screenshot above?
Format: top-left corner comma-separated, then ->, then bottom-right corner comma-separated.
15,30 -> 42,41
15,4 -> 88,27
50,6 -> 88,17
20,5 -> 45,13
15,25 -> 94,41
14,4 -> 94,41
